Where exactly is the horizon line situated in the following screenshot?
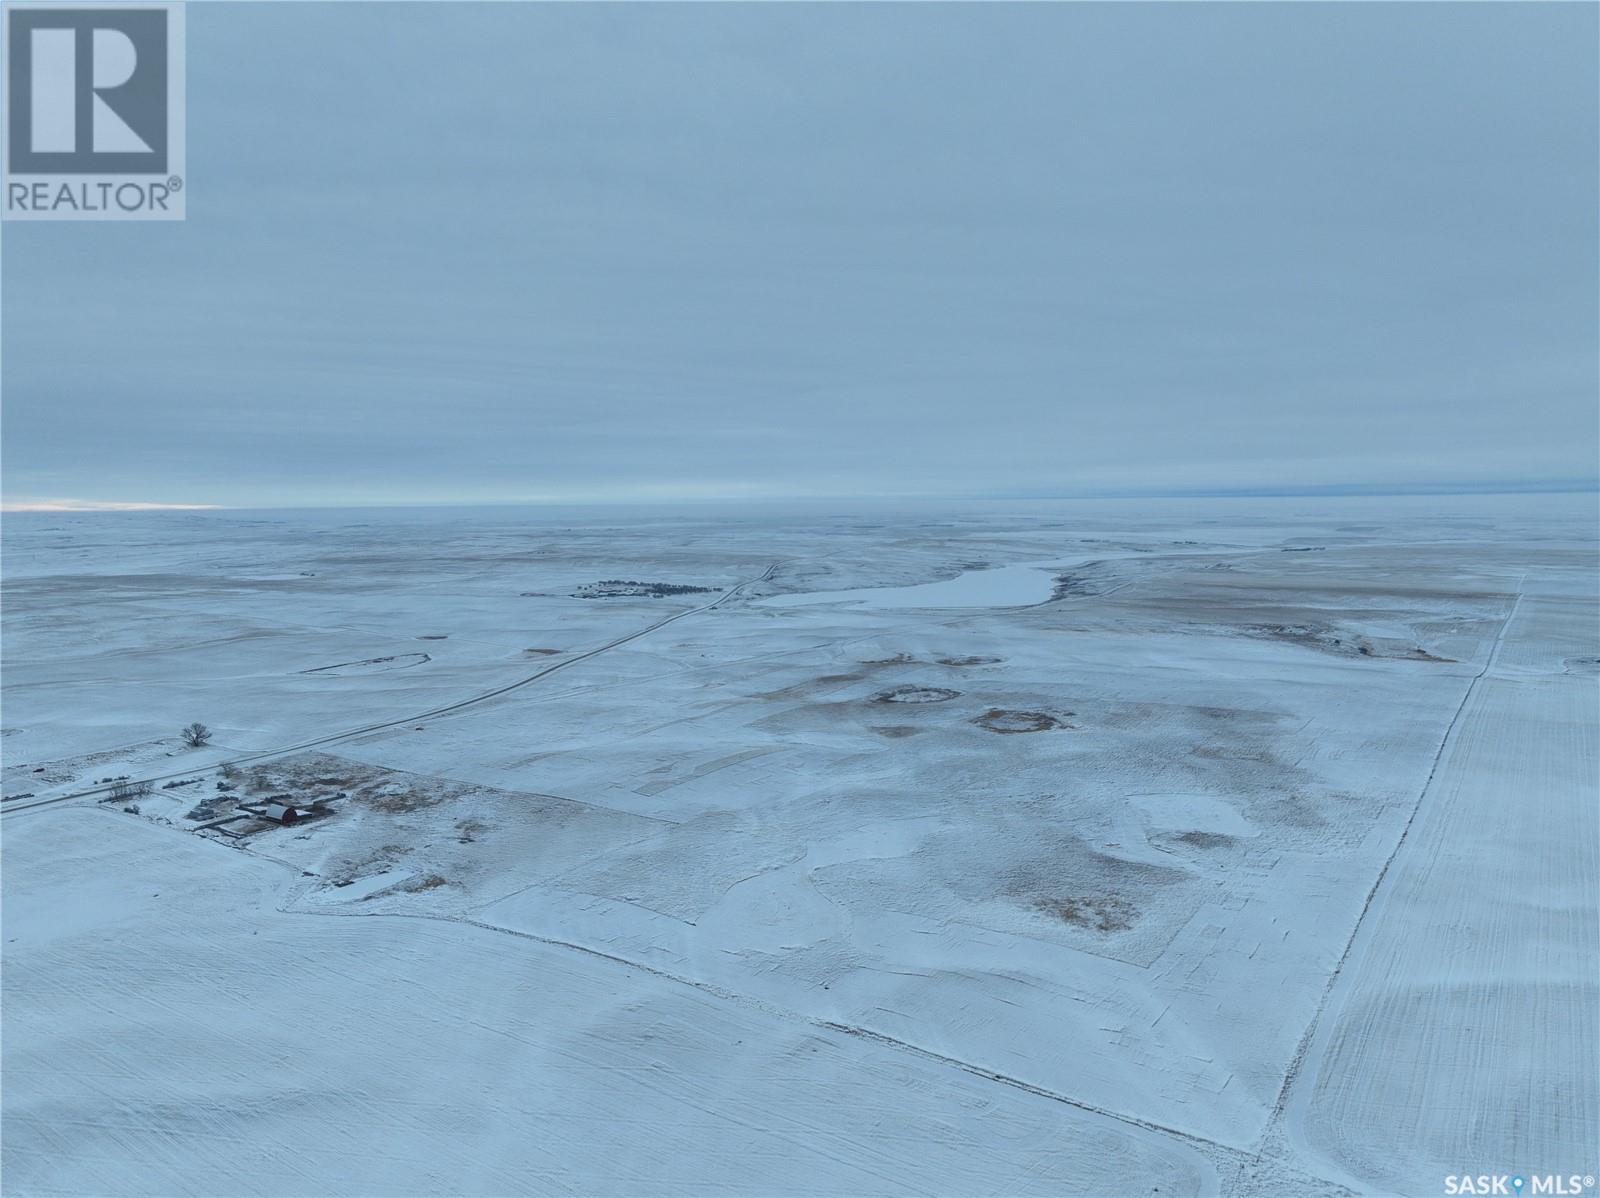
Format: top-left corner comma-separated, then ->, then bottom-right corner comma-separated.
4,478 -> 1597,515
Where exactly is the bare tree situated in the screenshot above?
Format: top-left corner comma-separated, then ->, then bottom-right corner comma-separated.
181,722 -> 212,748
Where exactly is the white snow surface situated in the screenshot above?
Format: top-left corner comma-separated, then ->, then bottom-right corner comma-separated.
3,494 -> 1595,1196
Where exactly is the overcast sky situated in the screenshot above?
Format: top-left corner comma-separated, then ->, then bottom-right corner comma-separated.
3,2 -> 1596,509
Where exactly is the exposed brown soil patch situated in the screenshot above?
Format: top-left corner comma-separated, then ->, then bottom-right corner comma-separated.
972,709 -> 1073,734
1033,894 -> 1137,933
364,785 -> 447,814
242,753 -> 448,814
1248,624 -> 1455,663
872,686 -> 960,704
1172,830 -> 1235,849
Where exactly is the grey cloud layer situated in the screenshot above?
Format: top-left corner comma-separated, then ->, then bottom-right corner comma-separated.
4,3 -> 1595,505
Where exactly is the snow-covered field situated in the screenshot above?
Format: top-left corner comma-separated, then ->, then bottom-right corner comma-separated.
3,496 -> 1595,1196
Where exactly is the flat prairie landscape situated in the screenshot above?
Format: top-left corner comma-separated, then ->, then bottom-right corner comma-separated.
2,494 -> 1596,1196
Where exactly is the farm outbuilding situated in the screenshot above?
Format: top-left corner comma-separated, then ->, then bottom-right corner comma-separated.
260,804 -> 299,825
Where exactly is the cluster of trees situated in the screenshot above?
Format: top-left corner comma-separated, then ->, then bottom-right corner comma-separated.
109,777 -> 152,803
574,580 -> 715,598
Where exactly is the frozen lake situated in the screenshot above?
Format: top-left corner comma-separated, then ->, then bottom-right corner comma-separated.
757,549 -> 1147,609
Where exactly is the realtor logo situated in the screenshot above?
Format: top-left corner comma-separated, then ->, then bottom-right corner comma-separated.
4,2 -> 185,219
